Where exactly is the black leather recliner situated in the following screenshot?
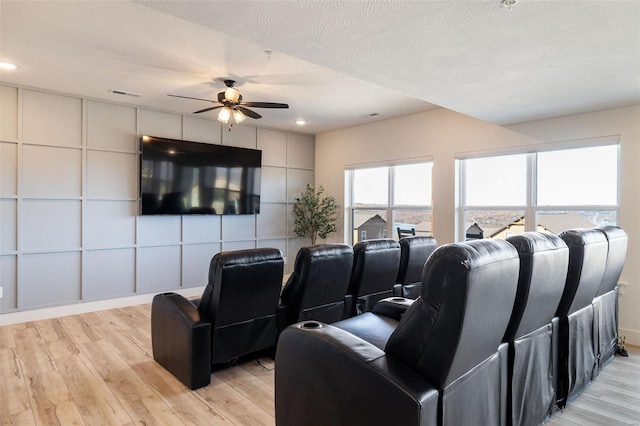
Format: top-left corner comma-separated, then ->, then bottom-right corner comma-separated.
593,225 -> 627,373
347,239 -> 401,316
275,239 -> 520,426
396,236 -> 437,299
151,248 -> 284,390
556,228 -> 608,407
278,244 -> 353,331
504,232 -> 569,426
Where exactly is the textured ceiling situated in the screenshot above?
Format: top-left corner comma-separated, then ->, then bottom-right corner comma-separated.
1,1 -> 639,134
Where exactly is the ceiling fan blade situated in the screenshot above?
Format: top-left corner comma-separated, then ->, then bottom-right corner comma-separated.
194,106 -> 223,114
168,94 -> 216,103
237,106 -> 262,119
240,101 -> 289,109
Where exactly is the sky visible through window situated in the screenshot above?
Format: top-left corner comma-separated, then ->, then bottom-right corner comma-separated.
465,154 -> 526,206
465,145 -> 618,207
537,146 -> 617,206
353,163 -> 432,207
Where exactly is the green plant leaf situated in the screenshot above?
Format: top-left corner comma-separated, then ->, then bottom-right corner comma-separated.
292,184 -> 339,244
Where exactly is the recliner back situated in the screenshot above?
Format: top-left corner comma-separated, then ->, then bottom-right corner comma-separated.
556,229 -> 608,317
504,232 -> 568,341
555,228 -> 608,406
280,244 -> 353,324
593,225 -> 628,372
199,248 -> 284,364
396,236 -> 437,299
595,225 -> 627,297
503,232 -> 569,426
386,239 -> 520,388
348,239 -> 401,314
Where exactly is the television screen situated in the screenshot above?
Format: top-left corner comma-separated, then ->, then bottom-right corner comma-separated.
140,135 -> 261,215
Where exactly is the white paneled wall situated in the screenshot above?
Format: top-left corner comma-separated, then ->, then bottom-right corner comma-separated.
0,84 -> 314,313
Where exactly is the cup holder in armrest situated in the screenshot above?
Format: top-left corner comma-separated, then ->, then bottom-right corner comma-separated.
390,297 -> 406,302
299,321 -> 323,329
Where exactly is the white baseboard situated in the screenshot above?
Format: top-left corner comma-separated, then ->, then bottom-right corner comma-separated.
619,327 -> 640,347
0,286 -> 206,326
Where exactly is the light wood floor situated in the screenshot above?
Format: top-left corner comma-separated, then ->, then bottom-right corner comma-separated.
1,304 -> 638,425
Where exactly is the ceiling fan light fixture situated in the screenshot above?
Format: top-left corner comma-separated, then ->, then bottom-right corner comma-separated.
0,61 -> 17,70
233,109 -> 246,123
218,107 -> 231,124
501,0 -> 517,10
224,87 -> 241,103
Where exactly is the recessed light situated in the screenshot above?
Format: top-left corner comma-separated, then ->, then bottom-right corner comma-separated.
0,61 -> 17,70
295,120 -> 306,125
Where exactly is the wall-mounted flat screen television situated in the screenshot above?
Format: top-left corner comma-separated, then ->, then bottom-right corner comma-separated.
140,135 -> 261,215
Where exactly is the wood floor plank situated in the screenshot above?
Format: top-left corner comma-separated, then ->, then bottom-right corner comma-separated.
239,357 -> 276,388
598,386 -> 640,412
0,322 -> 17,350
12,325 -> 56,377
23,370 -> 85,426
0,354 -> 33,421
121,394 -> 187,426
133,360 -> 236,426
196,374 -> 274,426
36,319 -> 82,362
215,361 -> 275,415
1,410 -> 37,426
87,311 -> 151,365
58,315 -> 102,345
107,306 -> 149,331
81,339 -> 156,401
569,391 -> 640,424
53,351 -> 132,425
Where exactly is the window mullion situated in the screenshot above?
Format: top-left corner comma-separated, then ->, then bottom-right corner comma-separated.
525,153 -> 536,232
388,166 -> 394,240
458,159 -> 467,241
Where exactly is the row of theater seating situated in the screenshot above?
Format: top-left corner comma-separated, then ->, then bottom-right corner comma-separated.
151,235 -> 438,390
275,226 -> 627,426
280,235 -> 438,326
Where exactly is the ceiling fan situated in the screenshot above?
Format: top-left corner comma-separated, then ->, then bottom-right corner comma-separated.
168,79 -> 289,124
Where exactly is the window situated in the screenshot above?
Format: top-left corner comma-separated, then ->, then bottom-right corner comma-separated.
458,144 -> 619,241
347,162 -> 433,244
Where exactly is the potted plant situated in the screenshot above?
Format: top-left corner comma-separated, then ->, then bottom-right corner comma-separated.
293,184 -> 339,245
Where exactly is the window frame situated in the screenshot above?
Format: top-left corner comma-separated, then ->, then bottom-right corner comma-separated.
457,140 -> 620,241
346,161 -> 434,245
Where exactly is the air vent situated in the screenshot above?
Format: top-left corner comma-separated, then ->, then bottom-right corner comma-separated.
109,89 -> 142,97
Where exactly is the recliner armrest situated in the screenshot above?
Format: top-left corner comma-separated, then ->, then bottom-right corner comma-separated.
344,294 -> 354,318
393,283 -> 403,296
276,322 -> 439,426
151,292 -> 212,390
372,296 -> 415,320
